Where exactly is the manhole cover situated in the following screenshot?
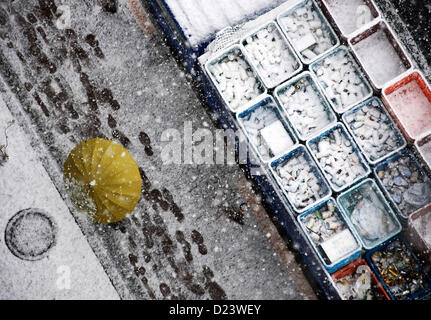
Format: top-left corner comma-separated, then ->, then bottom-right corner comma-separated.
4,209 -> 57,261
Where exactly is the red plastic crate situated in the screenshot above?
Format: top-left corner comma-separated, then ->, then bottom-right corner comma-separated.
383,71 -> 431,142
332,259 -> 391,300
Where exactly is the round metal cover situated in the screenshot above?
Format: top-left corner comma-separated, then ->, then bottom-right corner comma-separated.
5,208 -> 57,261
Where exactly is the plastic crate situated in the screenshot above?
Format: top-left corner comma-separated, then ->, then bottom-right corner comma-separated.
274,71 -> 337,142
337,178 -> 402,250
320,0 -> 380,39
382,71 -> 431,142
270,145 -> 332,214
373,148 -> 431,220
366,237 -> 431,300
306,123 -> 371,193
240,21 -> 303,89
310,46 -> 373,114
298,198 -> 362,273
407,206 -> 431,270
342,97 -> 407,165
237,95 -> 298,163
277,0 -> 340,65
331,259 -> 391,300
205,44 -> 267,113
349,20 -> 413,91
415,131 -> 431,172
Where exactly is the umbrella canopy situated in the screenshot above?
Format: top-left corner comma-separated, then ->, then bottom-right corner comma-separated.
64,138 -> 142,224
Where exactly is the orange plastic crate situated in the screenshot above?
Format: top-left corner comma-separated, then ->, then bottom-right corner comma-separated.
383,71 -> 431,142
332,259 -> 391,300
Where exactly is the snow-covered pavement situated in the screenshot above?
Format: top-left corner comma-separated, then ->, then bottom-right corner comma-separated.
0,96 -> 119,299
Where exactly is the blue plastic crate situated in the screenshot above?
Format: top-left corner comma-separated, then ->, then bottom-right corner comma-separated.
337,178 -> 402,250
274,71 -> 337,142
270,145 -> 332,214
309,46 -> 373,114
366,236 -> 431,300
237,95 -> 298,163
298,198 -> 362,273
306,122 -> 371,193
373,148 -> 431,220
276,0 -> 340,65
205,44 -> 267,113
240,21 -> 303,89
342,97 -> 407,166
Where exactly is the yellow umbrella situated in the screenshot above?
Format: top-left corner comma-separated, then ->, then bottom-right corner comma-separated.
64,138 -> 142,224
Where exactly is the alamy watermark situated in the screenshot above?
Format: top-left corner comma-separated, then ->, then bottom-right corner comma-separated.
158,121 -> 265,175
